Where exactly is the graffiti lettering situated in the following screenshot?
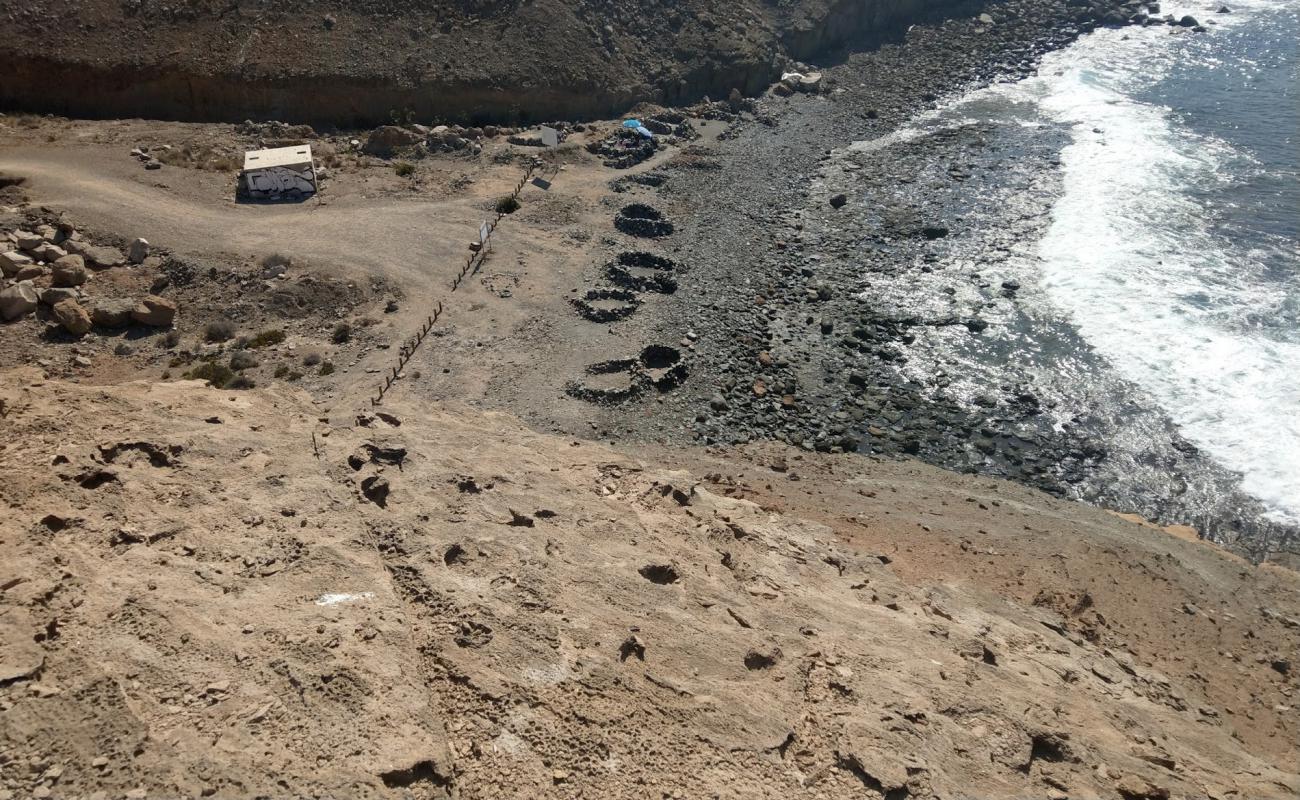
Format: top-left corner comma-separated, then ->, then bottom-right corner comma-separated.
244,166 -> 317,198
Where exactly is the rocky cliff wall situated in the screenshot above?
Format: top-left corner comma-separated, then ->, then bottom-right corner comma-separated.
0,0 -> 974,125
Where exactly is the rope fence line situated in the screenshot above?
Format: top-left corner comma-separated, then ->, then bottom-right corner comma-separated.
450,161 -> 537,291
369,302 -> 443,406
368,159 -> 545,407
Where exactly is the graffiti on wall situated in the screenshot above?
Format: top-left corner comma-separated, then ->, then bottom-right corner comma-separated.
244,166 -> 317,199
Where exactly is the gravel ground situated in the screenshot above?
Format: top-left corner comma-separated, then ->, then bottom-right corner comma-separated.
593,0 -> 1299,560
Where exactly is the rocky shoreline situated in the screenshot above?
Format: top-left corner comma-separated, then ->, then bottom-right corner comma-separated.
601,0 -> 1298,560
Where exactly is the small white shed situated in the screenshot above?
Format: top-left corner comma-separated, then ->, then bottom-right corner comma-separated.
240,145 -> 317,200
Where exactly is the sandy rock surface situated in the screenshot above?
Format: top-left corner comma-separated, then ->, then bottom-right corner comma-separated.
1,370 -> 1296,798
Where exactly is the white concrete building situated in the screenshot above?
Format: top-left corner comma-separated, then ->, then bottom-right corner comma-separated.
240,145 -> 317,200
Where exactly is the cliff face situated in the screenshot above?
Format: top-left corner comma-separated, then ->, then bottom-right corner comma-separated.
0,0 -> 972,125
1,369 -> 1297,799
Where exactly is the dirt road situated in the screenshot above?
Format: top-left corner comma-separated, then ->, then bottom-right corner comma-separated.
1,145 -> 506,295
0,119 -> 718,434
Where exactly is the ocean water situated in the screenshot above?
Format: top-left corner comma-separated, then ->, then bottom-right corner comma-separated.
849,0 -> 1299,525
1030,0 -> 1300,522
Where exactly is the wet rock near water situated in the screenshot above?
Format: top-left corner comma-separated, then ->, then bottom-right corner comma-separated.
594,0 -> 1293,554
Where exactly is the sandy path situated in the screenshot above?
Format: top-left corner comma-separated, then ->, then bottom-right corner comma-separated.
1,144 -> 547,414
1,146 -> 493,295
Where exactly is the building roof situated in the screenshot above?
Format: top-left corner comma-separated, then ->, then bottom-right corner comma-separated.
242,145 -> 314,172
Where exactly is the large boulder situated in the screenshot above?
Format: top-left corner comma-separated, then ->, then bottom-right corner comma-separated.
14,263 -> 45,281
15,231 -> 43,252
0,281 -> 39,321
362,126 -> 421,156
795,72 -> 824,93
130,294 -> 177,327
91,299 -> 136,328
0,249 -> 34,277
65,240 -> 126,268
52,298 -> 93,335
128,238 -> 150,264
779,71 -> 823,95
31,243 -> 67,263
51,254 -> 88,287
39,287 -> 80,306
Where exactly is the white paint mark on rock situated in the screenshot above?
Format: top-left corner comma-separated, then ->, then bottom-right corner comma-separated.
315,592 -> 375,606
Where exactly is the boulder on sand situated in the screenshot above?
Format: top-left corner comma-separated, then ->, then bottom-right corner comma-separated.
52,298 -> 93,336
65,240 -> 126,268
91,299 -> 136,328
779,71 -> 823,94
130,294 -> 177,327
39,287 -> 79,306
128,238 -> 150,264
14,263 -> 46,281
31,243 -> 67,263
15,231 -> 43,252
1,249 -> 35,277
51,254 -> 88,287
362,126 -> 421,156
0,281 -> 40,321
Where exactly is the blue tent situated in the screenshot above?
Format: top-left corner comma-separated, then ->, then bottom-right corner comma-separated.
623,119 -> 654,139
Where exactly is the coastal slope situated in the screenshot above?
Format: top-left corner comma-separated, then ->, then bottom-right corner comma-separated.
1,369 -> 1296,798
0,0 -> 970,125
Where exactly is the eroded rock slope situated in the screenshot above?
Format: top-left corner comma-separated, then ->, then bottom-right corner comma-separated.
0,369 -> 1296,798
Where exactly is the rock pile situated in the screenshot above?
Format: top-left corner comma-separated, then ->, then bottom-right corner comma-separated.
129,146 -> 164,170
614,203 -> 674,238
566,345 -> 688,403
571,288 -> 641,322
360,122 -> 519,158
587,127 -> 658,169
1,222 -> 175,334
605,251 -> 679,294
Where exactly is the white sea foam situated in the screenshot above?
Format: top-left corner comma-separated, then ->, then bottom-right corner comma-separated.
1024,4 -> 1300,521
849,0 -> 1300,521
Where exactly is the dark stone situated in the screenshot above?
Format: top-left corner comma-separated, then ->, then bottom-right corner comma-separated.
638,563 -> 680,584
361,476 -> 390,507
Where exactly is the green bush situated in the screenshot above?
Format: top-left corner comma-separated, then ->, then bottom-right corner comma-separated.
246,329 -> 286,348
495,195 -> 520,214
319,361 -> 335,376
332,323 -> 352,344
227,375 -> 256,390
204,320 -> 236,342
230,351 -> 259,370
185,361 -> 235,388
273,365 -> 290,378
394,161 -> 415,178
